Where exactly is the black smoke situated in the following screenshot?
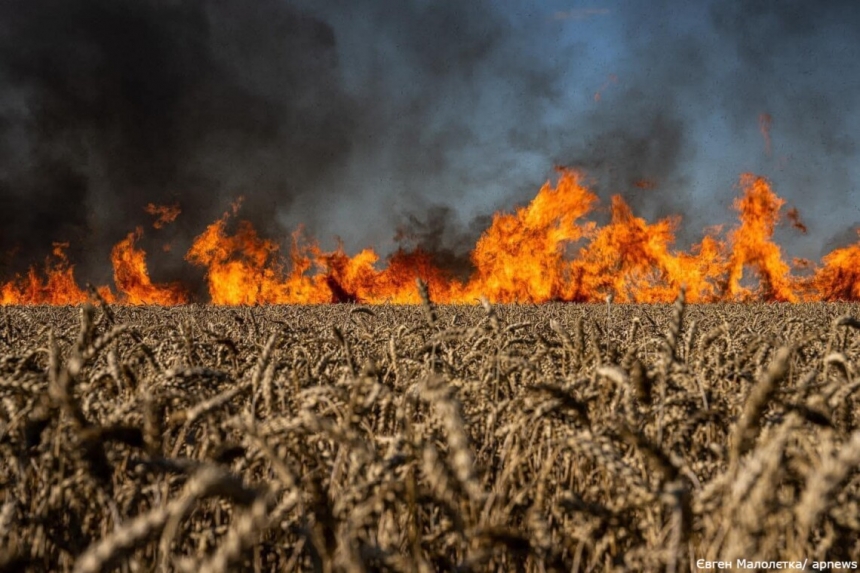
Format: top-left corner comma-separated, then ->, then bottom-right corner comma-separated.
2,0 -> 860,291
393,206 -> 492,282
0,0 -> 363,286
0,0 -> 569,288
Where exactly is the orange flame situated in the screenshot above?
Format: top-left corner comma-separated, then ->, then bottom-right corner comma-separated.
725,174 -> 795,301
0,243 -> 114,305
184,205 -> 461,304
3,169 -> 860,305
145,203 -> 181,229
570,197 -> 724,303
810,231 -> 860,301
111,228 -> 188,305
786,207 -> 808,234
463,170 -> 596,302
185,210 -> 291,305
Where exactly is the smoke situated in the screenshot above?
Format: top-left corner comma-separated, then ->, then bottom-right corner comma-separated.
282,0 -> 570,255
0,0 -> 360,285
556,0 -> 860,254
554,2 -> 708,239
824,224 -> 860,258
561,109 -> 691,229
0,0 -> 568,286
1,0 -> 859,288
393,206 -> 492,282
709,0 -> 860,258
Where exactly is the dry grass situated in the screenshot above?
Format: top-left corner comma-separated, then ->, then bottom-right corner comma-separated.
2,296 -> 860,571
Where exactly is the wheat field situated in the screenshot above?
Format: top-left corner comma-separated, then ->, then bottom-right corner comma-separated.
2,294 -> 860,572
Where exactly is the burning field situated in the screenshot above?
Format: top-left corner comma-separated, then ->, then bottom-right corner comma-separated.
3,298 -> 860,571
2,169 -> 860,306
4,0 -> 860,571
1,1 -> 859,308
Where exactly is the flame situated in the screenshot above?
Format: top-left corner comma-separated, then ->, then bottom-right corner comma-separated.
185,210 -> 292,305
463,170 -> 596,302
810,231 -> 860,301
111,228 -> 188,305
3,169 -> 860,305
0,243 -> 115,305
312,244 -> 461,304
145,203 -> 181,229
725,174 -> 795,302
570,197 -> 725,303
786,207 -> 807,234
184,206 -> 462,304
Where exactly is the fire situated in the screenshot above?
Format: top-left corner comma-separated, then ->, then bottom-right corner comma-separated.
725,174 -> 795,302
569,197 -> 724,303
184,207 -> 461,304
111,228 -> 188,305
463,170 -> 596,303
3,169 -> 860,305
185,210 -> 292,305
312,245 -> 460,304
811,232 -> 860,301
145,203 -> 181,229
0,243 -> 115,305
786,207 -> 808,234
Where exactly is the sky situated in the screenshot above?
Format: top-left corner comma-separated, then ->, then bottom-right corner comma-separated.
1,0 -> 859,283
290,0 -> 860,261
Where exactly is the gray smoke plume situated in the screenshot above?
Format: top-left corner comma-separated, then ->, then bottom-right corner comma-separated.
1,0 -> 859,293
557,0 -> 860,256
0,0 -> 568,289
710,0 -> 860,259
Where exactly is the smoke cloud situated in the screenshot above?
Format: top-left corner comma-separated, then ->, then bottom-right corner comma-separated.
557,0 -> 860,255
0,0 -> 361,285
0,0 -> 568,285
1,0 -> 859,287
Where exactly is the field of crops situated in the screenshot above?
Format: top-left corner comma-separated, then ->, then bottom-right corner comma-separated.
2,296 -> 860,572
